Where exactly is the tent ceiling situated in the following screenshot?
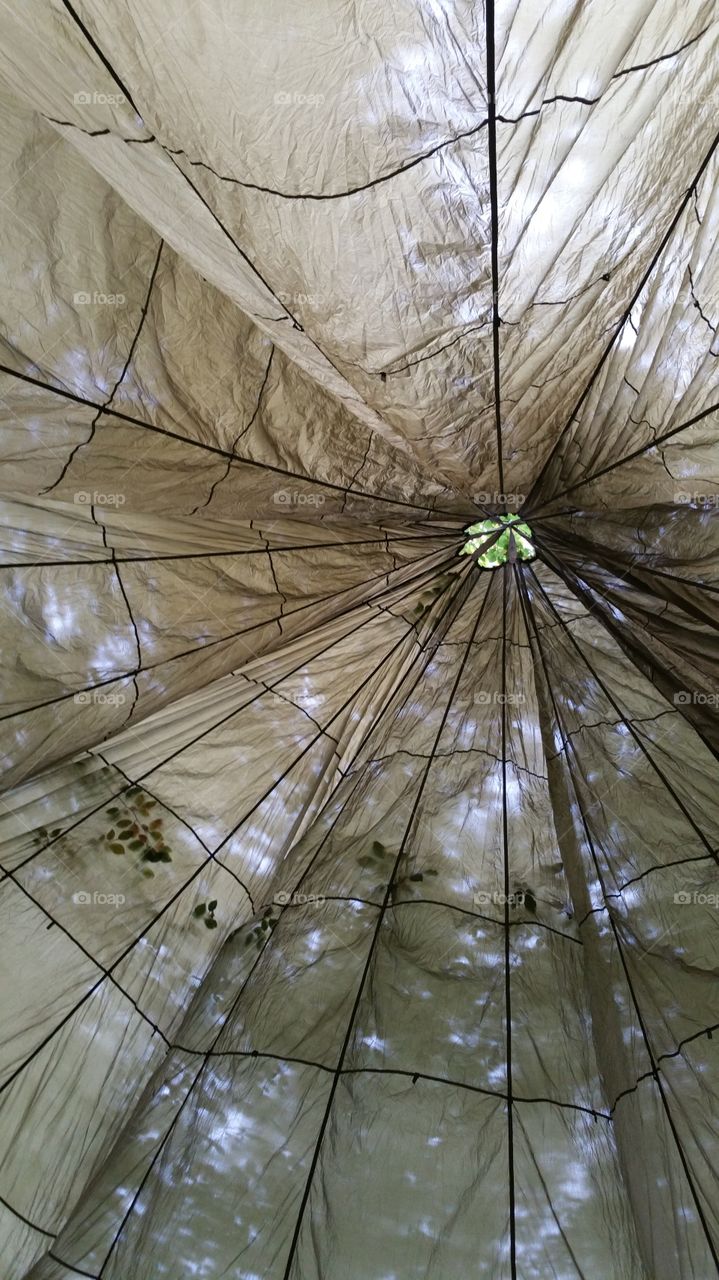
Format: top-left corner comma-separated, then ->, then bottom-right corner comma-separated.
0,3 -> 718,1278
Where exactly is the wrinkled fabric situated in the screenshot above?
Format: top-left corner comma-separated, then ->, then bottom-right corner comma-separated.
0,3 -> 718,1278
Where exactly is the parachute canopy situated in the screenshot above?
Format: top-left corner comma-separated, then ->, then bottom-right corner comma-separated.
0,3 -> 718,1279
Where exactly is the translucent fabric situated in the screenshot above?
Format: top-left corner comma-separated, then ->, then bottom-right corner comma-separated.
0,3 -> 718,1278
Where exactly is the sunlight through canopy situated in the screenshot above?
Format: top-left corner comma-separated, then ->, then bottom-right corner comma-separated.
460,515 -> 535,567
0,3 -> 718,1279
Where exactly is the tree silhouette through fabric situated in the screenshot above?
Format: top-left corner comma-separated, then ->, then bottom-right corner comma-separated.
0,4 -> 719,1279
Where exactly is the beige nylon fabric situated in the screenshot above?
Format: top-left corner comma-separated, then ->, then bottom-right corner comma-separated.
0,2 -> 718,1278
